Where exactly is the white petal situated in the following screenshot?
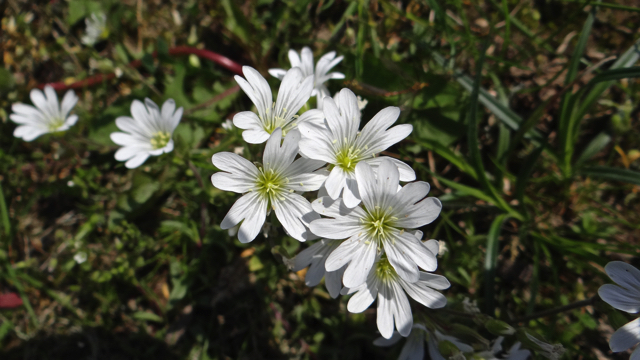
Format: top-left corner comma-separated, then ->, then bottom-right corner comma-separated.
309,218 -> 361,240
221,192 -> 267,243
373,331 -> 403,347
332,88 -> 361,126
296,109 -> 325,126
342,177 -> 362,208
284,159 -> 328,192
300,47 -> 314,76
125,153 -> 150,169
347,273 -> 379,313
233,111 -> 262,130
288,49 -> 302,68
268,68 -> 287,80
342,240 -> 377,288
298,124 -> 336,163
632,346 -> 640,360
400,277 -> 448,309
357,106 -> 401,147
115,116 -> 148,139
324,167 -> 348,200
110,132 -> 143,147
60,90 -> 78,117
325,266 -> 346,298
210,173 -> 254,194
425,239 -> 439,257
130,100 -> 158,135
427,334 -> 447,360
274,192 -> 319,242
418,272 -> 450,290
115,145 -> 144,161
599,284 -> 640,313
395,231 -> 438,272
324,234 -> 361,271
235,67 -> 272,121
11,103 -> 46,123
274,68 -> 313,124
263,128 -> 298,173
242,129 -> 271,144
398,331 -> 426,360
311,196 -> 362,218
211,152 -> 259,179
377,281 -> 412,339
606,261 -> 640,293
14,125 -> 49,141
394,197 -> 442,228
366,156 -> 416,182
385,238 -> 420,283
610,318 -> 640,352
63,114 -> 79,129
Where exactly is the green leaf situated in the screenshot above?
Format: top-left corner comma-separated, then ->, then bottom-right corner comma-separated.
574,132 -> 611,167
484,214 -> 510,315
0,182 -> 10,237
133,311 -> 164,323
514,146 -> 544,205
588,66 -> 640,83
67,0 -> 102,25
579,166 -> 640,186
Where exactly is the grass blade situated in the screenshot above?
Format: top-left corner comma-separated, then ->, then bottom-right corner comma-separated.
579,165 -> 640,185
0,182 -> 10,237
574,132 -> 611,167
514,145 -> 545,205
485,214 -> 510,315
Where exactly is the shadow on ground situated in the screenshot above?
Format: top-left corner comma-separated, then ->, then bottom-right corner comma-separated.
1,327 -> 180,360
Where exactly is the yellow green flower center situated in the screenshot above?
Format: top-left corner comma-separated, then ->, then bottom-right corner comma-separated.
48,118 -> 65,132
150,131 -> 171,149
335,145 -> 364,173
375,257 -> 397,282
262,103 -> 297,135
254,167 -> 288,204
362,205 -> 398,244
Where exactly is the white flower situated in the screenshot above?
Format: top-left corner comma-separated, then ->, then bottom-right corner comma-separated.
599,261 -> 640,359
268,47 -> 344,109
222,119 -> 234,131
374,326 -> 475,360
81,12 -> 107,46
342,256 -> 449,339
233,66 -> 323,144
373,324 -> 428,360
356,95 -> 368,111
211,128 -> 327,243
310,159 -> 441,287
110,98 -> 183,169
292,239 -> 345,298
9,86 -> 79,141
299,88 -> 415,208
503,342 -> 531,360
74,251 -> 87,264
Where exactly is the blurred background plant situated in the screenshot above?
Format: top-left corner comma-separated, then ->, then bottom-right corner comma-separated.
1,0 -> 640,359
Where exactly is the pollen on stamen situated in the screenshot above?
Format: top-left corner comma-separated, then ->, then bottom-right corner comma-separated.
299,183 -> 304,186
332,139 -> 337,144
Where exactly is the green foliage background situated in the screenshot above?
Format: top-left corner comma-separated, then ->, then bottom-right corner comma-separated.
1,0 -> 640,359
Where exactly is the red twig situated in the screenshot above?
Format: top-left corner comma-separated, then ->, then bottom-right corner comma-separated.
38,46 -> 244,92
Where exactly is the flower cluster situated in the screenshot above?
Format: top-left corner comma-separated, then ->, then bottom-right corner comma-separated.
212,49 -> 448,341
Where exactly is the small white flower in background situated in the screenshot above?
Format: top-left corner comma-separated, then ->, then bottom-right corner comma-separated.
81,12 -> 107,46
211,128 -> 328,243
268,47 -> 345,109
9,86 -> 79,141
74,252 -> 88,264
373,324 -> 428,360
462,297 -> 481,314
110,98 -> 183,169
356,95 -> 368,111
342,255 -> 449,339
310,159 -> 441,287
221,119 -> 234,131
599,261 -> 640,359
233,66 -> 323,144
299,88 -> 415,208
292,239 -> 345,299
503,341 -> 531,360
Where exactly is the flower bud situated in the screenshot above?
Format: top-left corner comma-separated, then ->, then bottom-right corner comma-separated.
485,319 -> 516,336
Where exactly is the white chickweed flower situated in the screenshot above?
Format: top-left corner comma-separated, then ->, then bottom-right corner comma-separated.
599,261 -> 640,359
292,239 -> 345,299
233,66 -> 323,144
222,119 -> 234,131
299,88 -> 415,208
211,128 -> 328,243
342,256 -> 449,339
110,98 -> 183,169
74,251 -> 88,264
310,159 -> 441,287
10,86 -> 79,141
268,47 -> 345,109
81,12 -> 107,46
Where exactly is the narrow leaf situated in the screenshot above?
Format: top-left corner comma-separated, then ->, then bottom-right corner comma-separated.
484,214 -> 510,315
